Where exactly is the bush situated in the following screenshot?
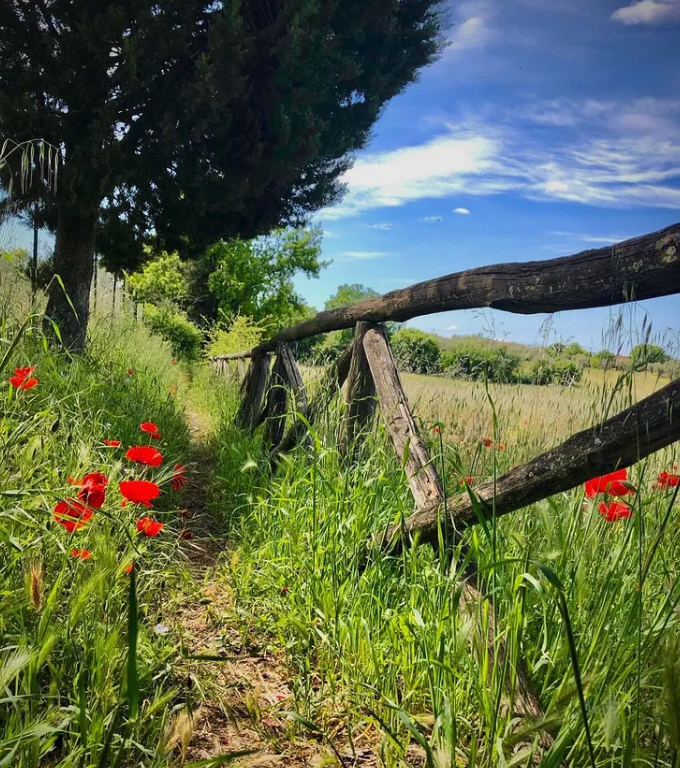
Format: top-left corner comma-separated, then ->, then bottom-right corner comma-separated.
592,349 -> 615,369
630,343 -> 669,367
391,328 -> 441,374
531,359 -> 581,386
441,344 -> 519,383
207,314 -> 265,357
142,303 -> 203,360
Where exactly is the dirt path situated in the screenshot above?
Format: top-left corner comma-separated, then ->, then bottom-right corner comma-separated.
173,400 -> 334,768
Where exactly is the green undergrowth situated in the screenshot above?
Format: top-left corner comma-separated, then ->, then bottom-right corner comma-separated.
0,293 -> 210,766
207,371 -> 680,768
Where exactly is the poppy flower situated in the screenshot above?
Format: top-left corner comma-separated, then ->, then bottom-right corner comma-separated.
54,499 -> 94,533
281,586 -> 290,595
125,445 -> 163,467
497,444 -> 505,450
120,479 -> 160,508
598,501 -> 632,522
136,516 -> 164,537
103,439 -> 121,448
654,471 -> 680,490
124,562 -> 134,574
9,366 -> 38,390
71,549 -> 92,560
140,421 -> 160,435
127,369 -> 135,376
481,437 -> 493,448
585,469 -> 633,499
150,431 -> 161,440
70,472 -> 108,510
171,464 -> 187,491
178,529 -> 193,540
434,425 -> 440,435
459,476 -> 474,488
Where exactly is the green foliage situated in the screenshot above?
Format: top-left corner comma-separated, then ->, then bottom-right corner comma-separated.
531,358 -> 581,386
441,344 -> 520,383
391,328 -> 441,374
195,228 -> 325,330
593,349 -> 616,369
206,315 -> 266,357
127,251 -> 189,307
142,304 -> 203,361
630,343 -> 670,366
324,283 -> 379,311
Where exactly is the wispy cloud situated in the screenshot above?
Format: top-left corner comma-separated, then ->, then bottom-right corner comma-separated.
444,0 -> 498,53
340,251 -> 391,260
549,231 -> 634,244
453,207 -> 471,214
419,216 -> 443,223
366,222 -> 393,230
612,0 -> 680,25
322,98 -> 680,218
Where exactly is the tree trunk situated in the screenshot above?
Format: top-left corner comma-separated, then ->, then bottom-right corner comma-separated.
44,207 -> 97,350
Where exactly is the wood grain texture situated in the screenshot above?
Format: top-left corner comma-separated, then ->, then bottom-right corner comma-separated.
234,354 -> 271,430
363,326 -> 444,510
270,346 -> 309,461
262,345 -> 294,447
339,322 -> 376,456
214,223 -> 680,359
379,376 -> 680,552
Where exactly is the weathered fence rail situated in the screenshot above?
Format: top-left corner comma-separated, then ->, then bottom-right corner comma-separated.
216,222 -> 680,359
211,221 -> 680,753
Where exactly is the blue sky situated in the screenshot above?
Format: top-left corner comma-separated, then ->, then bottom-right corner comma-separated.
295,0 -> 680,353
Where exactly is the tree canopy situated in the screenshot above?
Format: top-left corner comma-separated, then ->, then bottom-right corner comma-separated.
324,283 -> 379,311
0,0 -> 443,347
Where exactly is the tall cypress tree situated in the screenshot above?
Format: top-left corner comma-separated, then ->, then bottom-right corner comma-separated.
0,1 -> 443,348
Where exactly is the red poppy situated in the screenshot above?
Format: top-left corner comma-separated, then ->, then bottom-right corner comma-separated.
71,549 -> 92,560
120,479 -> 160,508
103,439 -> 121,448
654,471 -> 680,489
124,562 -> 134,574
178,529 -> 193,540
137,516 -> 165,537
434,425 -> 440,435
281,586 -> 290,595
171,464 -> 187,491
69,472 -> 108,510
459,476 -> 474,488
585,469 -> 633,499
140,421 -> 160,434
497,444 -> 505,450
9,366 -> 38,390
54,499 -> 94,533
481,437 -> 493,448
598,501 -> 632,522
125,445 -> 163,467
150,431 -> 161,440
127,369 -> 135,376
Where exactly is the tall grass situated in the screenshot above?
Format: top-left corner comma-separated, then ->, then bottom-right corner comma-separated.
0,264 -> 203,767
209,360 -> 680,767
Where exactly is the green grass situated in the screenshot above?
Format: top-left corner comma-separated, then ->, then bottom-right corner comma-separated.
208,364 -> 680,767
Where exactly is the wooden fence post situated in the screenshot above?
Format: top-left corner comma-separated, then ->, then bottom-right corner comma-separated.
270,345 -> 309,459
362,325 -> 443,509
262,343 -> 301,448
235,354 -> 271,431
339,322 -> 376,456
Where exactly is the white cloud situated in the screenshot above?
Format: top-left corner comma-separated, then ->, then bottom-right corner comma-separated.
322,98 -> 680,219
549,231 -> 633,244
446,325 -> 459,331
453,207 -> 471,214
366,222 -> 393,230
419,216 -> 442,223
612,0 -> 680,25
443,1 -> 498,54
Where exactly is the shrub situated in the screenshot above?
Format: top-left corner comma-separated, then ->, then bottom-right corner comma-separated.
630,343 -> 669,367
207,314 -> 265,357
391,328 -> 441,374
142,303 -> 203,361
592,349 -> 615,369
531,359 -> 581,386
441,344 -> 519,383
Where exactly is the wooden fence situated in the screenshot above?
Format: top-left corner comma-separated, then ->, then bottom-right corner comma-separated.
211,221 -> 680,754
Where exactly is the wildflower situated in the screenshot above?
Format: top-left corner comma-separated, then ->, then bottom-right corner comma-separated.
598,501 -> 632,522
103,439 -> 121,448
140,421 -> 160,436
125,445 -> 163,466
585,469 -> 634,499
124,562 -> 134,575
154,622 -> 170,634
54,499 -> 94,533
71,549 -> 92,560
281,586 -> 290,595
120,479 -> 161,508
459,476 -> 474,488
178,529 -> 193,540
481,437 -> 493,448
9,366 -> 38,390
654,471 -> 680,490
497,444 -> 505,450
171,464 -> 187,491
127,369 -> 135,376
70,472 -> 108,509
434,425 -> 440,435
137,516 -> 165,537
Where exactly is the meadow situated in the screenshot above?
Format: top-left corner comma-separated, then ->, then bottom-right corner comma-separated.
2,260 -> 680,767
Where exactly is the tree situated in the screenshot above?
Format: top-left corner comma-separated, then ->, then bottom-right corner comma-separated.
630,343 -> 669,367
325,283 -> 379,311
391,328 -> 441,375
127,250 -> 190,307
197,228 -> 325,331
0,1 -> 443,348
